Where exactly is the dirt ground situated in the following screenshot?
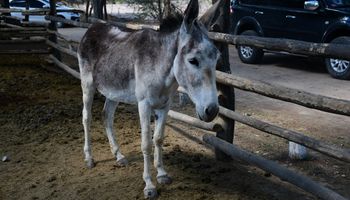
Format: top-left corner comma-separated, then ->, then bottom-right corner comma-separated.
0,55 -> 349,200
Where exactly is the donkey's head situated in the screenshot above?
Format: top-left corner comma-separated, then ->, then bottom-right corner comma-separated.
173,0 -> 220,122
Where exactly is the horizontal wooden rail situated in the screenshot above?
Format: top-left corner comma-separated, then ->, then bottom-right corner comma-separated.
0,30 -> 48,38
0,8 -> 49,13
0,38 -> 48,54
0,38 -> 46,43
47,29 -> 80,44
21,21 -> 49,27
0,27 -> 46,31
209,32 -> 350,60
0,21 -> 23,28
168,110 -> 222,132
46,39 -> 77,58
88,17 -> 160,31
203,134 -> 347,200
216,71 -> 350,116
219,106 -> 350,163
45,15 -> 90,28
0,49 -> 49,54
48,55 -> 80,79
0,8 -> 84,14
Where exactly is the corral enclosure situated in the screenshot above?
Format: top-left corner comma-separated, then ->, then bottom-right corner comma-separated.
1,55 -> 349,200
1,0 -> 350,199
0,54 -> 350,199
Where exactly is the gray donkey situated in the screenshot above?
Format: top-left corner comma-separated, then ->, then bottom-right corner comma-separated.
77,0 -> 222,198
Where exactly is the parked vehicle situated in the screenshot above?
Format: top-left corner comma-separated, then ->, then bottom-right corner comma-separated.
231,0 -> 350,80
10,0 -> 80,27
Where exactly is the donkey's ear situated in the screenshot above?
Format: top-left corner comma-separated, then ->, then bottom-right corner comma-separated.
183,0 -> 199,32
199,0 -> 223,30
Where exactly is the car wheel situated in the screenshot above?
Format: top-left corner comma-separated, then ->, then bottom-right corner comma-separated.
237,30 -> 264,64
325,37 -> 350,80
56,16 -> 65,28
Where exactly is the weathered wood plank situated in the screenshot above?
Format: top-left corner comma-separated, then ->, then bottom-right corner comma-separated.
168,110 -> 222,132
46,39 -> 77,58
0,31 -> 48,38
0,8 -> 83,14
219,106 -> 350,163
49,54 -> 80,79
46,29 -> 80,44
0,39 -> 47,52
208,32 -> 350,60
46,15 -> 90,28
0,27 -> 46,31
216,70 -> 350,116
203,134 -> 347,200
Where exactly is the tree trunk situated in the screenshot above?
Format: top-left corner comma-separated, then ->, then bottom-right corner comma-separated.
163,0 -> 171,19
157,0 -> 162,22
92,0 -> 103,19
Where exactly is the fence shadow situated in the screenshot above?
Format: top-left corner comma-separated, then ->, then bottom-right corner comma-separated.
164,124 -> 315,200
260,53 -> 327,73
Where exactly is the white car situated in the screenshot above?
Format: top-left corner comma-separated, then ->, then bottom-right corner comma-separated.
10,0 -> 80,27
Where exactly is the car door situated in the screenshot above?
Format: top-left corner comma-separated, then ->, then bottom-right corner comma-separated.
253,0 -> 288,38
28,0 -> 46,23
237,0 -> 287,37
280,0 -> 327,42
9,0 -> 26,20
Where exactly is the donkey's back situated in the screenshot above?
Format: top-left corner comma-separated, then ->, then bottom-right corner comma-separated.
79,23 -> 146,103
78,23 -> 177,104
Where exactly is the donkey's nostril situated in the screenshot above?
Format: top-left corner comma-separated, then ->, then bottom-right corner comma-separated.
205,104 -> 219,119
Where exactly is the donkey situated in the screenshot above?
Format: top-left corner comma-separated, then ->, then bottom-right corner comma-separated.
77,0 -> 221,198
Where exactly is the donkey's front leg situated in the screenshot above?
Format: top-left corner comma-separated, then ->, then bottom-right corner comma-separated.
138,101 -> 157,199
154,108 -> 172,185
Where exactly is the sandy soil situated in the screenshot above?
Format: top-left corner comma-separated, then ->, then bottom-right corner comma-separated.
0,55 -> 349,200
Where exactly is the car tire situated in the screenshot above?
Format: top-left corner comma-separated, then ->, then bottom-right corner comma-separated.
56,16 -> 65,28
325,36 -> 350,80
237,30 -> 264,64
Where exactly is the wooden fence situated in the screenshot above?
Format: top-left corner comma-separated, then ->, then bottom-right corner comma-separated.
1,4 -> 350,200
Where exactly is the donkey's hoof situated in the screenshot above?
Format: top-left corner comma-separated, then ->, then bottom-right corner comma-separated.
116,157 -> 128,167
157,175 -> 172,185
144,188 -> 157,199
85,159 -> 95,169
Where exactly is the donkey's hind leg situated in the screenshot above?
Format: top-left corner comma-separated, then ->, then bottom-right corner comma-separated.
102,99 -> 128,166
81,73 -> 96,169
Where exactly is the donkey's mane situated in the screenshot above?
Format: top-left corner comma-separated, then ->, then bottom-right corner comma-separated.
159,11 -> 183,33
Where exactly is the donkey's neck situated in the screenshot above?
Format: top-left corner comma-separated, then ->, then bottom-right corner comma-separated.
156,29 -> 180,89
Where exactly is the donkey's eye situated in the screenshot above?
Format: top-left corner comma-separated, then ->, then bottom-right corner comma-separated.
188,58 -> 199,67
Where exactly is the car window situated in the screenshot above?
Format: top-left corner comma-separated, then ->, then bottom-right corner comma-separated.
269,0 -> 305,9
29,0 -> 44,8
326,0 -> 350,7
10,0 -> 26,7
239,0 -> 269,6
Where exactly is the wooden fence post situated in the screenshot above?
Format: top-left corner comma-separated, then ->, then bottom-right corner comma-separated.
289,142 -> 307,160
211,0 -> 235,160
48,0 -> 60,60
24,0 -> 29,22
0,0 -> 10,16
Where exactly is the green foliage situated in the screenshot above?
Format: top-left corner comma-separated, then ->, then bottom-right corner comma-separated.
123,0 -> 181,22
125,0 -> 162,21
107,0 -> 125,4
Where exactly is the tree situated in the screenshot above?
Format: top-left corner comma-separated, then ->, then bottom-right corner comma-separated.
125,0 -> 180,22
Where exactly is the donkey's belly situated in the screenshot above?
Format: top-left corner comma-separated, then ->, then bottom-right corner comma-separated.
97,83 -> 137,104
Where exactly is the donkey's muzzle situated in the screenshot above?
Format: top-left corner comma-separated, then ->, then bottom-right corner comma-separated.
201,103 -> 219,122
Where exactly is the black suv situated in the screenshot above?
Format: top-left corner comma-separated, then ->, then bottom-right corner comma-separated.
231,0 -> 350,80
